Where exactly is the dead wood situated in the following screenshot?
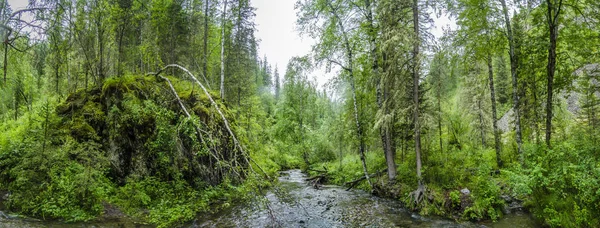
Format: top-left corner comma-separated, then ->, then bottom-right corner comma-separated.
344,169 -> 387,191
158,75 -> 241,178
149,64 -> 270,180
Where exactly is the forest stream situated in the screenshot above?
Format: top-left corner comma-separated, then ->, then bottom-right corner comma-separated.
1,170 -> 536,228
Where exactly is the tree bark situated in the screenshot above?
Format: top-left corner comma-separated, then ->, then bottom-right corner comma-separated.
437,65 -> 443,157
499,0 -> 524,164
545,0 -> 561,148
327,0 -> 372,188
478,99 -> 486,147
220,0 -> 227,102
3,41 -> 7,84
412,0 -> 423,184
487,54 -> 503,168
97,13 -> 105,85
117,25 -> 125,77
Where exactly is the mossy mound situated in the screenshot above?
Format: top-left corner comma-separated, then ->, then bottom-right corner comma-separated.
56,75 -> 244,185
0,75 -> 249,226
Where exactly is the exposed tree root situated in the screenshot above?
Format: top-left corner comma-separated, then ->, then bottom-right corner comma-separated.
307,174 -> 327,189
408,183 -> 427,209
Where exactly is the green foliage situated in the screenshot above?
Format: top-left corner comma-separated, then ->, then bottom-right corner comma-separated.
0,99 -> 112,221
0,74 -> 266,226
523,138 -> 600,227
1,0 -> 599,226
312,152 -> 387,189
449,190 -> 461,208
462,166 -> 504,222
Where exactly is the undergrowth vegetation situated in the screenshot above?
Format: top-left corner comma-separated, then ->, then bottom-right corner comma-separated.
0,75 -> 275,227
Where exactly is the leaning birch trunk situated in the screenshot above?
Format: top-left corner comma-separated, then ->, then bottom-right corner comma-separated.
220,0 -> 227,102
157,74 -> 242,178
326,1 -> 372,189
150,64 -> 269,179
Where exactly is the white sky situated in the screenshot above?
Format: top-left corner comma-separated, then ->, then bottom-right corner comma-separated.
252,0 -> 455,89
6,0 -> 28,11
252,0 -> 331,88
252,0 -> 310,72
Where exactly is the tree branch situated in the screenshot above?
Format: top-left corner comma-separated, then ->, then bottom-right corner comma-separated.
158,74 -> 242,178
149,64 -> 271,180
10,7 -> 49,18
327,58 -> 352,72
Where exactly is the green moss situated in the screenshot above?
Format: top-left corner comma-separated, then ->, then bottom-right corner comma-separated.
0,74 -> 254,226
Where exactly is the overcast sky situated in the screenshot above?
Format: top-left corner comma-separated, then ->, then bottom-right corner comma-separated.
251,0 -> 455,89
252,0 -> 311,76
6,0 -> 27,11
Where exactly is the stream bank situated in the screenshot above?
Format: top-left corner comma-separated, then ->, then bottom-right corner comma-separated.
193,170 -> 536,228
0,170 -> 537,227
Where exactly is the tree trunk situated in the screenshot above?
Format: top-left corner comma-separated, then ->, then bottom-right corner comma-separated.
85,65 -> 89,90
55,62 -> 60,95
383,87 -> 397,180
478,99 -> 486,147
487,54 -> 503,168
98,18 -> 105,85
3,41 -> 7,84
532,72 -> 540,144
203,0 -> 210,83
14,91 -> 19,120
117,26 -> 125,77
365,0 -> 396,180
499,0 -> 523,165
326,0 -> 372,188
545,0 -> 561,148
151,64 -> 270,179
220,0 -> 227,102
412,0 -> 423,184
437,63 -> 443,156
350,77 -> 371,187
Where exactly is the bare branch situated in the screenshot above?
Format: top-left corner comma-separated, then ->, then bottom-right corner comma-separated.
158,74 -> 242,178
9,18 -> 47,32
10,7 -> 49,18
327,58 -> 352,72
149,64 -> 271,180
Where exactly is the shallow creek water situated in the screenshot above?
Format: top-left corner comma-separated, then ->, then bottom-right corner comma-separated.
0,170 -> 537,227
191,170 -> 536,228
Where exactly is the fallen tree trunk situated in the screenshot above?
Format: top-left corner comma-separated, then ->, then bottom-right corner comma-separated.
345,169 -> 387,191
149,64 -> 270,180
157,75 -> 241,178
